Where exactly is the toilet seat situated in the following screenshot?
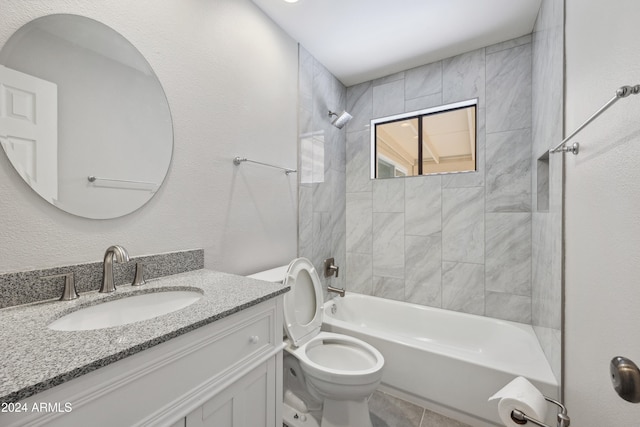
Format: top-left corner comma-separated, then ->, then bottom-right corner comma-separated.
288,331 -> 385,386
283,258 -> 324,347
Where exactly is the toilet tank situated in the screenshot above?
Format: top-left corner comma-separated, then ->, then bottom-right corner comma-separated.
247,265 -> 288,283
248,265 -> 290,343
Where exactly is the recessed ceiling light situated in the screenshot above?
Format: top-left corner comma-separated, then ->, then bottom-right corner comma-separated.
283,0 -> 298,3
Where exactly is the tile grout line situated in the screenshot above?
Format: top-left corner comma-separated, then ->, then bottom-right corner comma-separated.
418,408 -> 426,427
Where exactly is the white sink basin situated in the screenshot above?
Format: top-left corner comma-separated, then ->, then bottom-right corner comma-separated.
48,290 -> 203,331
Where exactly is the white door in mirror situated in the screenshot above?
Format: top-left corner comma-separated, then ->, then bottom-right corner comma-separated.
0,65 -> 58,202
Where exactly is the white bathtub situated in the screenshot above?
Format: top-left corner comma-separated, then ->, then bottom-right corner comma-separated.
322,294 -> 558,426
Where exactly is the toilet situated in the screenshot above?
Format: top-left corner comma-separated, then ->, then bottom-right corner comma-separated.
248,258 -> 384,427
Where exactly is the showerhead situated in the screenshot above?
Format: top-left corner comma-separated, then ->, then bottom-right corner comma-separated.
328,110 -> 353,129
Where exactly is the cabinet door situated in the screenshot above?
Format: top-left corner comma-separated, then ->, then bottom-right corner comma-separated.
186,358 -> 276,427
169,419 -> 186,427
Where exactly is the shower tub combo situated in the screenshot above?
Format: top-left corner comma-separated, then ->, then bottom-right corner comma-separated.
322,293 -> 558,427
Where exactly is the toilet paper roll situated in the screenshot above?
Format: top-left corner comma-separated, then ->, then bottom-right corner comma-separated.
488,376 -> 548,427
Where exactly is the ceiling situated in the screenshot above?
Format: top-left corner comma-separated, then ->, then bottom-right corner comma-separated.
251,0 -> 542,86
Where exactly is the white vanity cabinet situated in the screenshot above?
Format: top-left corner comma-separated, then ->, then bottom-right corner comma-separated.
0,296 -> 284,427
185,358 -> 276,426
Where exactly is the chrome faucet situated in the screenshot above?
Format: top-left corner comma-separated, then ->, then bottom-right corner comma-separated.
99,245 -> 130,293
324,258 -> 344,297
327,286 -> 345,297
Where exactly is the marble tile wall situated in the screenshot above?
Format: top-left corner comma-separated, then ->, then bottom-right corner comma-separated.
531,0 -> 564,383
298,46 -> 346,297
345,35 -> 534,323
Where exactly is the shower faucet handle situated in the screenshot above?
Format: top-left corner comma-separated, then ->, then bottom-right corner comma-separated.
324,258 -> 339,278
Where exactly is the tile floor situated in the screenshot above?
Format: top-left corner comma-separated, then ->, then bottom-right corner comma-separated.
369,391 -> 472,427
283,390 -> 473,427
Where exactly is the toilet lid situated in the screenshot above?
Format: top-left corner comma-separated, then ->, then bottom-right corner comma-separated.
283,258 -> 323,347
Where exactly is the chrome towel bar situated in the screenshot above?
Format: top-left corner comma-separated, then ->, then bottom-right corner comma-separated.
87,175 -> 158,186
550,84 -> 640,155
233,156 -> 296,175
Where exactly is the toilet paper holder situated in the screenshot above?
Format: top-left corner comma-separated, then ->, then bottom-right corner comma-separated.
510,396 -> 570,427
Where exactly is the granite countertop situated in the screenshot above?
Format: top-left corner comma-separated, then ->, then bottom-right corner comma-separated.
0,269 -> 289,404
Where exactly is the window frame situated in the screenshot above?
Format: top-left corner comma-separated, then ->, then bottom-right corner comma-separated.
370,98 -> 478,179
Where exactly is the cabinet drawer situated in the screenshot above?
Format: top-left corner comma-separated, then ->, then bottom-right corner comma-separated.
208,310 -> 274,373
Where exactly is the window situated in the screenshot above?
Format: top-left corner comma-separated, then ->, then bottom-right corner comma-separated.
371,99 -> 477,179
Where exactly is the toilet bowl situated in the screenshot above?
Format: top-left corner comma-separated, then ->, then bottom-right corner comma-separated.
249,258 -> 384,427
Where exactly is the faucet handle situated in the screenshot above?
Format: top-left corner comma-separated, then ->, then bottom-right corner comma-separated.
323,257 -> 339,278
132,262 -> 146,287
41,272 -> 79,301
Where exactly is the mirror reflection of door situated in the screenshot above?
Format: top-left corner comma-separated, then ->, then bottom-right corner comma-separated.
0,65 -> 58,202
372,99 -> 477,179
0,14 -> 174,219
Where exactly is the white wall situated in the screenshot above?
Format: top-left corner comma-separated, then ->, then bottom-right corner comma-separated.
565,0 -> 640,424
0,0 -> 298,274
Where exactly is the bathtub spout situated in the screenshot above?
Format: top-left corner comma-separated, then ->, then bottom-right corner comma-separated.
327,286 -> 345,297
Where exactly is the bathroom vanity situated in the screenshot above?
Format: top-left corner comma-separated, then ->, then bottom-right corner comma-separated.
0,269 -> 288,427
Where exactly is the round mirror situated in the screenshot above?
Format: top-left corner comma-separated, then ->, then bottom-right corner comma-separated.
0,14 -> 173,219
